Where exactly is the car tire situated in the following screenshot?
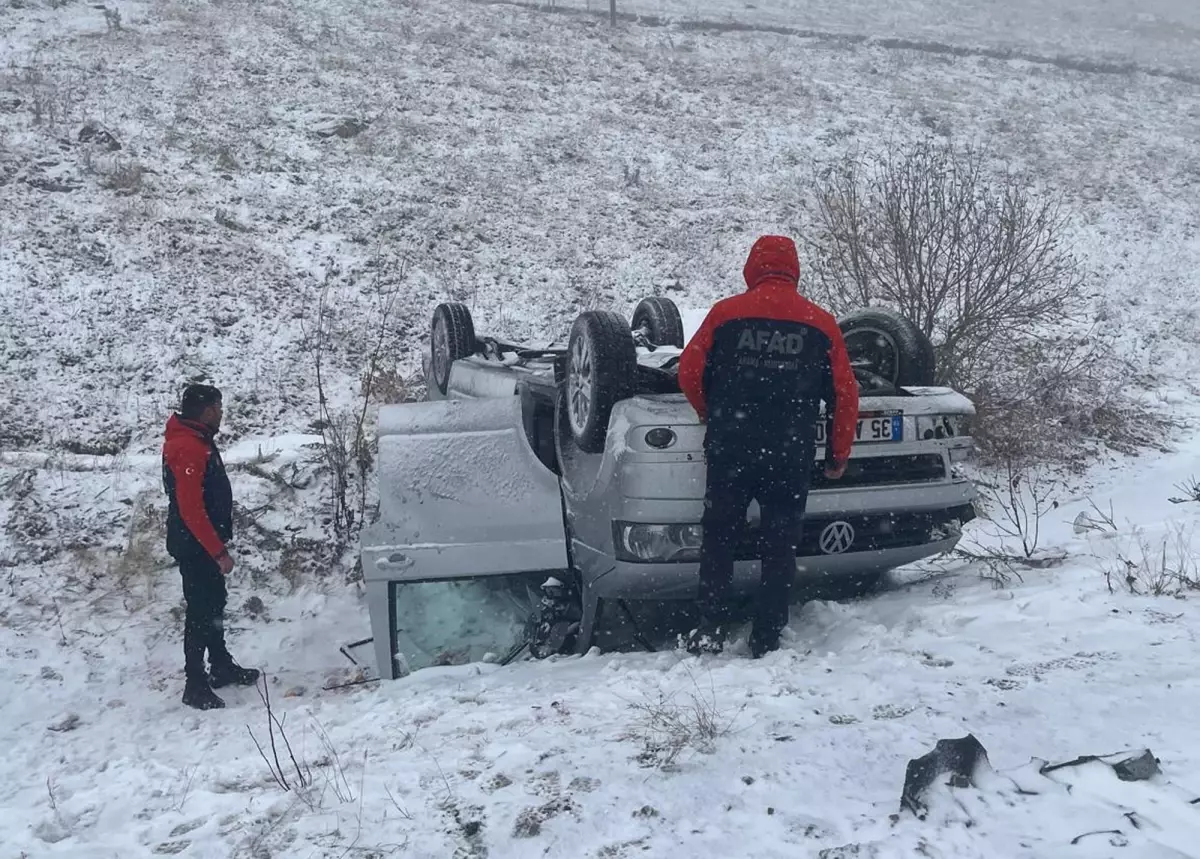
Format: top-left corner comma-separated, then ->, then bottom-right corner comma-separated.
838,308 -> 936,388
565,310 -> 637,453
631,296 -> 685,349
430,302 -> 476,395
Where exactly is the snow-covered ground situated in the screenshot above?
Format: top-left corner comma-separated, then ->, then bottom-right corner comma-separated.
6,423 -> 1200,857
4,0 -> 1200,856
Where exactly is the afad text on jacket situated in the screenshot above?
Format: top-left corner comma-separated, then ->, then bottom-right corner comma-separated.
678,235 -> 860,466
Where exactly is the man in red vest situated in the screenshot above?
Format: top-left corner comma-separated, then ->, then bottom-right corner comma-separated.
678,235 -> 859,657
162,384 -> 260,709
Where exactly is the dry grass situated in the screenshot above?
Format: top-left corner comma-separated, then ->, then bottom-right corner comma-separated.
112,495 -> 165,576
621,671 -> 744,770
1103,524 -> 1200,597
99,159 -> 147,195
955,458 -> 1067,585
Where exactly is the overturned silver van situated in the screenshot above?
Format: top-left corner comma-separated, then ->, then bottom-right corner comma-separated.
360,299 -> 977,678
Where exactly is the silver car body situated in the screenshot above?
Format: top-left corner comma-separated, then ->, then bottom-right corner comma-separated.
361,345 -> 977,679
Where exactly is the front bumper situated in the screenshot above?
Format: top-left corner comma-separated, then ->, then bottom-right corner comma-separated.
578,499 -> 976,601
593,537 -> 963,600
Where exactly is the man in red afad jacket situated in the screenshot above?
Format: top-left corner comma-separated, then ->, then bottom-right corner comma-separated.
163,384 -> 260,710
678,235 -> 859,657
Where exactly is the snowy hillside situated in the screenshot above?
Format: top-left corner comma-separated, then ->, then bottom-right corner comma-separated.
3,0 -> 1200,856
1,0 -> 1198,452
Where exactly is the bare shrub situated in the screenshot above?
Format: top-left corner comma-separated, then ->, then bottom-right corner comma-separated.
247,674 -> 313,796
246,678 -> 375,832
304,256 -> 409,559
621,673 -> 743,770
312,719 -> 357,804
99,159 -> 146,195
383,784 -> 414,821
277,536 -> 335,593
362,360 -> 421,407
956,457 -> 1066,584
806,138 -> 1152,465
965,331 -> 1168,466
14,64 -> 85,131
1169,475 -> 1200,505
43,776 -> 70,839
1104,524 -> 1200,596
1072,497 -> 1118,535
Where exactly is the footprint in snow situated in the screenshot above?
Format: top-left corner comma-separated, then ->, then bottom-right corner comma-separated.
872,704 -> 915,720
920,652 -> 954,668
512,797 -> 577,838
569,776 -> 600,793
168,820 -> 204,837
597,837 -> 650,857
480,773 -> 513,793
986,677 -> 1024,690
786,815 -> 836,840
525,770 -> 561,797
1005,651 -> 1118,678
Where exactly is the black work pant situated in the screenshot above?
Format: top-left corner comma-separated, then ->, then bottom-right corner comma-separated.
179,555 -> 232,682
696,443 -> 812,643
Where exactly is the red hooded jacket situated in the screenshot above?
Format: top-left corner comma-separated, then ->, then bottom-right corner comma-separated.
678,235 -> 859,466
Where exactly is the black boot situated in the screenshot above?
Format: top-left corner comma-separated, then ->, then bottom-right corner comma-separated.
182,679 -> 226,710
209,661 -> 261,689
748,628 -> 781,659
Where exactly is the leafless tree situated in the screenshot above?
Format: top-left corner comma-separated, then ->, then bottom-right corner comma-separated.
808,139 -> 1086,392
305,255 -> 410,557
805,138 -> 1162,465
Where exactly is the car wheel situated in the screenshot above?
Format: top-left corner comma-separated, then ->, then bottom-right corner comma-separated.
430,302 -> 476,395
838,309 -> 936,388
631,296 -> 685,349
565,310 -> 636,453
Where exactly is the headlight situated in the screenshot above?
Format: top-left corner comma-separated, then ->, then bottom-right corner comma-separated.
644,428 -> 677,449
916,414 -> 973,440
615,522 -> 703,563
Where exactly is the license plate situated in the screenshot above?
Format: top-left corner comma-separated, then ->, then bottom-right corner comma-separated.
815,413 -> 903,444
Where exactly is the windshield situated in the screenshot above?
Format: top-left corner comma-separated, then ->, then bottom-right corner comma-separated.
390,573 -> 545,674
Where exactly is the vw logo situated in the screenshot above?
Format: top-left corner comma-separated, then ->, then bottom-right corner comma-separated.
819,521 -> 856,555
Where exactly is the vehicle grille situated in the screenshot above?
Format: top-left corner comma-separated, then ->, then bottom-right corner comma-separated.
734,504 -> 976,559
810,454 -> 946,490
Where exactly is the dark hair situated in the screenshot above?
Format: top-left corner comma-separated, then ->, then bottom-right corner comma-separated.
180,384 -> 222,420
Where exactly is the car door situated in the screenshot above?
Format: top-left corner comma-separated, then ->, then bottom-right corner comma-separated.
360,395 -> 570,678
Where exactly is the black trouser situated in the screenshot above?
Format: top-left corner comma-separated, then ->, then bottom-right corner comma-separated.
179,555 -> 232,682
696,441 -> 812,643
